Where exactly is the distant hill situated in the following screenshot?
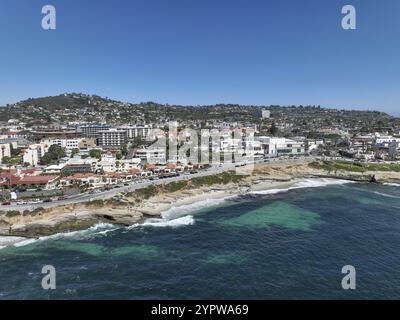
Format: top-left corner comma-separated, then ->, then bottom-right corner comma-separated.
0,93 -> 398,135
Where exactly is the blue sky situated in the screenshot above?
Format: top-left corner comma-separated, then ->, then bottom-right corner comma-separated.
0,0 -> 399,115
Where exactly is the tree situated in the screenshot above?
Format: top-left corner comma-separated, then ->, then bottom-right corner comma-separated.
120,144 -> 128,157
268,123 -> 279,136
40,145 -> 66,165
71,148 -> 80,158
89,149 -> 102,160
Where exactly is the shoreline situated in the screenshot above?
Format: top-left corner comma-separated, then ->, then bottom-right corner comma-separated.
0,178 -> 304,248
1,159 -> 400,241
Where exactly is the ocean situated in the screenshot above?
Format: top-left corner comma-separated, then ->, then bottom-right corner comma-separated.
1,179 -> 400,299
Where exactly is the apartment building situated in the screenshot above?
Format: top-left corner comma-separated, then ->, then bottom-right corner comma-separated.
22,144 -> 47,166
0,143 -> 11,163
81,124 -> 111,138
118,125 -> 154,140
97,129 -> 128,148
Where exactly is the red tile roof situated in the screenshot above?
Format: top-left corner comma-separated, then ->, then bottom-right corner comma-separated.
0,174 -> 57,186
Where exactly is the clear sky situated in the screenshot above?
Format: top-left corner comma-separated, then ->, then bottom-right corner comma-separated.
0,0 -> 399,115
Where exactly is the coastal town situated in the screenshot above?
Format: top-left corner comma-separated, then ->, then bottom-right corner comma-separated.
1,93 -> 400,205
1,93 -> 400,236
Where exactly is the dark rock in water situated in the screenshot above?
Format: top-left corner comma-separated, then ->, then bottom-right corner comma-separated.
369,175 -> 379,184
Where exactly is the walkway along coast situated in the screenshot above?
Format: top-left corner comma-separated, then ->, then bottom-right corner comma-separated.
1,158 -> 400,238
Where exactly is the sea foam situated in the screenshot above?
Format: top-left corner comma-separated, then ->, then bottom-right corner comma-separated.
250,178 -> 353,195
0,223 -> 117,250
130,197 -> 230,229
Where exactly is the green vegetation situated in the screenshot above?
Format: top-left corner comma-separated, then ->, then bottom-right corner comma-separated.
191,171 -> 247,187
5,210 -> 21,218
89,149 -> 102,160
309,161 -> 400,173
84,199 -> 105,207
129,171 -> 247,200
120,144 -> 128,157
1,156 -> 22,165
134,185 -> 158,199
268,122 -> 279,136
41,145 -> 66,165
71,148 -> 80,158
163,181 -> 188,193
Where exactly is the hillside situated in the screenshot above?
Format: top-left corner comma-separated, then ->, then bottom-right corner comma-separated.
0,93 -> 398,135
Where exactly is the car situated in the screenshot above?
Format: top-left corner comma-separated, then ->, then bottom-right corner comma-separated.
43,199 -> 53,203
36,188 -> 43,192
16,201 -> 27,205
124,183 -> 129,186
58,196 -> 67,201
2,202 -> 11,206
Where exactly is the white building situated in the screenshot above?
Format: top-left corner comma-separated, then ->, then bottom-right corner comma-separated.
118,125 -> 154,140
22,144 -> 47,166
261,110 -> 271,119
306,139 -> 324,152
41,138 -> 79,149
0,143 -> 11,164
41,138 -> 96,150
256,137 -> 305,156
135,148 -> 166,164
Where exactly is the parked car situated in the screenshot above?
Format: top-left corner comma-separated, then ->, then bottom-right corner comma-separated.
2,202 -> 11,206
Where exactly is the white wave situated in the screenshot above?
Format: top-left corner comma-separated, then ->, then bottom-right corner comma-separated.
141,215 -> 195,228
161,197 -> 230,220
383,183 -> 400,187
251,178 -> 353,195
0,223 -> 117,250
13,238 -> 37,247
0,236 -> 27,247
250,188 -> 291,195
128,196 -> 230,230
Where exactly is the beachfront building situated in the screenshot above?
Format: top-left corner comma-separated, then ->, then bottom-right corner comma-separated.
93,155 -> 141,173
256,137 -> 305,157
0,171 -> 57,190
135,148 -> 166,164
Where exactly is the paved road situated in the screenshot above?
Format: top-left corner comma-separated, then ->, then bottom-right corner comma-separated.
2,157 -> 312,212
2,162 -> 240,211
